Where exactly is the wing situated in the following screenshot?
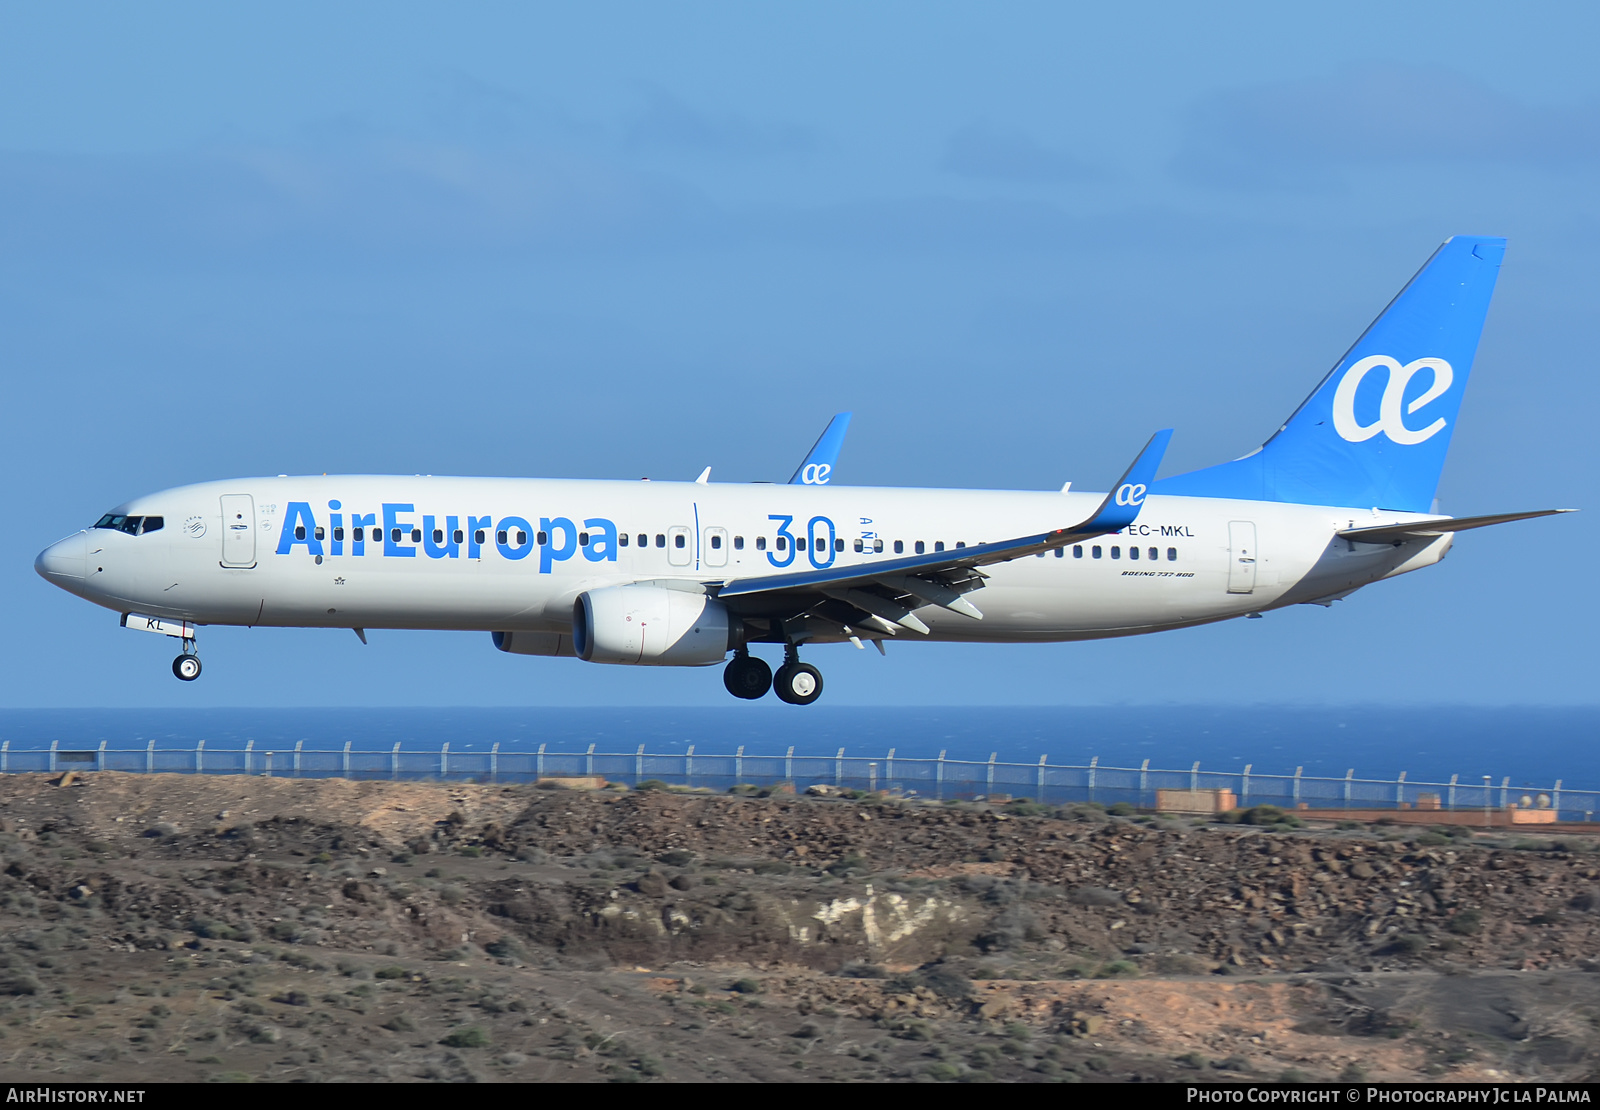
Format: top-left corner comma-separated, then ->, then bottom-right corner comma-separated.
716,430 -> 1172,638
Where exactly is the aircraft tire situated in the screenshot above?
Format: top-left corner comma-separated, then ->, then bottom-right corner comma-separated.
723,654 -> 772,700
172,654 -> 202,682
773,662 -> 823,706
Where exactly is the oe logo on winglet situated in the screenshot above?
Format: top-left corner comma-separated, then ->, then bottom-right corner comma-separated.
1114,484 -> 1147,507
799,463 -> 832,485
1332,356 -> 1454,445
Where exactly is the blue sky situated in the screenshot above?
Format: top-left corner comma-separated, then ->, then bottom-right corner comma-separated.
4,1 -> 1597,707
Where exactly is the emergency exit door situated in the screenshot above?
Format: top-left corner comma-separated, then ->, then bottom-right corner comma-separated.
220,494 -> 257,567
1227,521 -> 1257,594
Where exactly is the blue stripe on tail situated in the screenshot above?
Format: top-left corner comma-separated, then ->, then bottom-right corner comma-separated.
1153,236 -> 1505,512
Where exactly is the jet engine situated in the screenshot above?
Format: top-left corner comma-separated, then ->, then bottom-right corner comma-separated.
573,585 -> 734,666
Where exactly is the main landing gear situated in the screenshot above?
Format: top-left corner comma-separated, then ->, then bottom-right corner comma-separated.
172,639 -> 202,682
722,645 -> 824,705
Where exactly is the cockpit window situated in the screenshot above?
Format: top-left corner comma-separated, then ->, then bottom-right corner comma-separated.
93,514 -> 163,536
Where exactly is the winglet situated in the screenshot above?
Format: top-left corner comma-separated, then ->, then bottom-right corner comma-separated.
789,412 -> 852,485
1075,429 -> 1173,535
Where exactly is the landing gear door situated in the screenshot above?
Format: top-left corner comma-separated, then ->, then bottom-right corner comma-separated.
1227,520 -> 1257,594
220,494 -> 257,567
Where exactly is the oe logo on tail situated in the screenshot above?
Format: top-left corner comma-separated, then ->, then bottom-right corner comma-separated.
1332,355 -> 1454,446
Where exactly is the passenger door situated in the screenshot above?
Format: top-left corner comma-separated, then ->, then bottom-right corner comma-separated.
1227,520 -> 1257,594
220,494 -> 257,567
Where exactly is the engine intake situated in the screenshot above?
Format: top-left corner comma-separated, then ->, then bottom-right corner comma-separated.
573,585 -> 733,666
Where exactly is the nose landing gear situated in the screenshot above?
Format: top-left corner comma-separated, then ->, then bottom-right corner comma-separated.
172,639 -> 202,682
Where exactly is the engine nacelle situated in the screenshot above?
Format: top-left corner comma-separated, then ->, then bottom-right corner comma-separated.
573,585 -> 733,666
491,630 -> 576,657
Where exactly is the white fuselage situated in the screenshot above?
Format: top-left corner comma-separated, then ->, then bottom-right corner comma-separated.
37,475 -> 1450,646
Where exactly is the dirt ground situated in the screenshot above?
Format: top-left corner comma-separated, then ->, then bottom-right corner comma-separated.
0,771 -> 1597,1083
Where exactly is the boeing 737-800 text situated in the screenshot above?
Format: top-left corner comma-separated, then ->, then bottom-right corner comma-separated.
34,236 -> 1568,704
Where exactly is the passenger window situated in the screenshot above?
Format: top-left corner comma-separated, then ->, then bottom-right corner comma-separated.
313,526 -> 324,541
1148,547 -> 1158,561
579,532 -> 590,547
1129,546 -> 1139,560
637,534 -> 647,547
1167,547 -> 1177,561
1092,546 -> 1102,559
537,531 -> 548,545
295,526 -> 306,541
955,541 -> 965,549
873,539 -> 883,552
894,540 -> 904,554
516,530 -> 527,546
432,529 -> 444,544
915,541 -> 925,554
854,539 -> 864,553
756,537 -> 767,551
834,538 -> 843,552
354,527 -> 365,542
333,527 -> 345,542
1073,545 -> 1083,558
473,529 -> 485,545
496,530 -> 507,544
1054,547 -> 1063,558
656,534 -> 666,548
797,537 -> 807,551
1111,546 -> 1121,559
710,535 -> 721,549
674,534 -> 685,549
734,536 -> 744,550
776,536 -> 787,551
453,529 -> 464,544
391,528 -> 403,543
140,516 -> 163,534
934,541 -> 945,552
619,533 -> 629,547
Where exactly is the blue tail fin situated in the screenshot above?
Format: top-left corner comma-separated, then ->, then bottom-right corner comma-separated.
1153,236 -> 1505,512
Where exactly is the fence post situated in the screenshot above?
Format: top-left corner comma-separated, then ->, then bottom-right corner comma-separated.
936,750 -> 946,800
342,741 -> 352,779
586,743 -> 595,778
987,752 -> 997,797
537,743 -> 545,778
785,746 -> 794,783
97,740 -> 107,774
735,745 -> 744,784
1191,761 -> 1200,793
243,740 -> 252,776
869,763 -> 877,793
264,751 -> 273,778
1396,771 -> 1406,807
1344,769 -> 1353,808
1,739 -> 9,774
1483,776 -> 1492,826
441,742 -> 449,778
1501,776 -> 1510,811
146,738 -> 155,774
1448,773 -> 1458,810
294,740 -> 303,778
686,745 -> 695,787
1293,766 -> 1302,807
195,740 -> 204,775
49,740 -> 57,774
1088,756 -> 1098,801
1038,755 -> 1048,803
490,742 -> 500,783
391,742 -> 401,780
1139,759 -> 1149,807
887,748 -> 895,792
636,744 -> 645,783
1242,763 -> 1251,805
835,748 -> 844,787
1554,779 -> 1563,816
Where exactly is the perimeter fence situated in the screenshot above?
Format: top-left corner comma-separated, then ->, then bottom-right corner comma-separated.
3,739 -> 1595,823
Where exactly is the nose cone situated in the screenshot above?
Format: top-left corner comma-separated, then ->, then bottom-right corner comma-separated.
35,532 -> 87,585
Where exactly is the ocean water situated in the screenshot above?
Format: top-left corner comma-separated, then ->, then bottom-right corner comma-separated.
0,705 -> 1593,790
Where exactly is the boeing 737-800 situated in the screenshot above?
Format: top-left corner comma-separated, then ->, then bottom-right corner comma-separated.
34,236 -> 1568,704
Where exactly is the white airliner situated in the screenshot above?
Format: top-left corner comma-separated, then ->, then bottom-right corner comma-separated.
35,236 -> 1568,705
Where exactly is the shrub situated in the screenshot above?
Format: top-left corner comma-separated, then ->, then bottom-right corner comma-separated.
373,966 -> 409,980
441,1026 -> 489,1048
1094,960 -> 1139,979
1107,802 -> 1136,816
1414,832 -> 1450,847
1005,801 -> 1051,817
656,849 -> 694,867
729,978 -> 763,995
635,780 -> 671,792
1447,910 -> 1483,936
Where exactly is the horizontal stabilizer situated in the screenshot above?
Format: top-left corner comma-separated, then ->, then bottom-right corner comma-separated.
1338,509 -> 1574,545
